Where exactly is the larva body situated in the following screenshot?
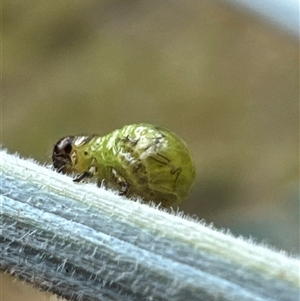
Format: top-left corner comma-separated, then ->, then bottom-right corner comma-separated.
52,124 -> 195,207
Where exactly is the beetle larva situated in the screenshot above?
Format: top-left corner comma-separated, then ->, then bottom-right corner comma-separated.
52,124 -> 195,207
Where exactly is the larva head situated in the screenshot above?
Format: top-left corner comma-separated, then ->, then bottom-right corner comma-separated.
52,136 -> 75,173
52,135 -> 96,175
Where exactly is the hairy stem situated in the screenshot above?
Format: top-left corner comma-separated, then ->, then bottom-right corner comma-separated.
0,150 -> 299,301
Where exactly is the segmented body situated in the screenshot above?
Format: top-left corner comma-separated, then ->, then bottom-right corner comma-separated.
52,124 -> 195,207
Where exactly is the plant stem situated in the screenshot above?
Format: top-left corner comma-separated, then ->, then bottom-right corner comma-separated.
0,150 -> 299,301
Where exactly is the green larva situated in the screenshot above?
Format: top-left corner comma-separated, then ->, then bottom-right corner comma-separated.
52,124 -> 195,207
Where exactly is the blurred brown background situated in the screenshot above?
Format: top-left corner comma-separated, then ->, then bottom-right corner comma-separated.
2,1 -> 299,300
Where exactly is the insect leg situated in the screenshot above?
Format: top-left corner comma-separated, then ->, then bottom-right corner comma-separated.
111,168 -> 130,196
119,181 -> 129,196
73,165 -> 97,182
73,171 -> 93,182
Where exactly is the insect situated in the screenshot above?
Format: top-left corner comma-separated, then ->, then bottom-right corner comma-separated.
52,124 -> 195,207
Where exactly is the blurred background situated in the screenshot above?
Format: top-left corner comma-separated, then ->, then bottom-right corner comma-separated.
2,1 -> 299,300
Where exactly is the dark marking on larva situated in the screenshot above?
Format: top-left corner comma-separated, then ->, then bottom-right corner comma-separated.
148,153 -> 171,166
170,167 -> 182,186
132,163 -> 143,173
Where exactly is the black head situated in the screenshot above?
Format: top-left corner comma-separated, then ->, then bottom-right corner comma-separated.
52,136 -> 75,172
